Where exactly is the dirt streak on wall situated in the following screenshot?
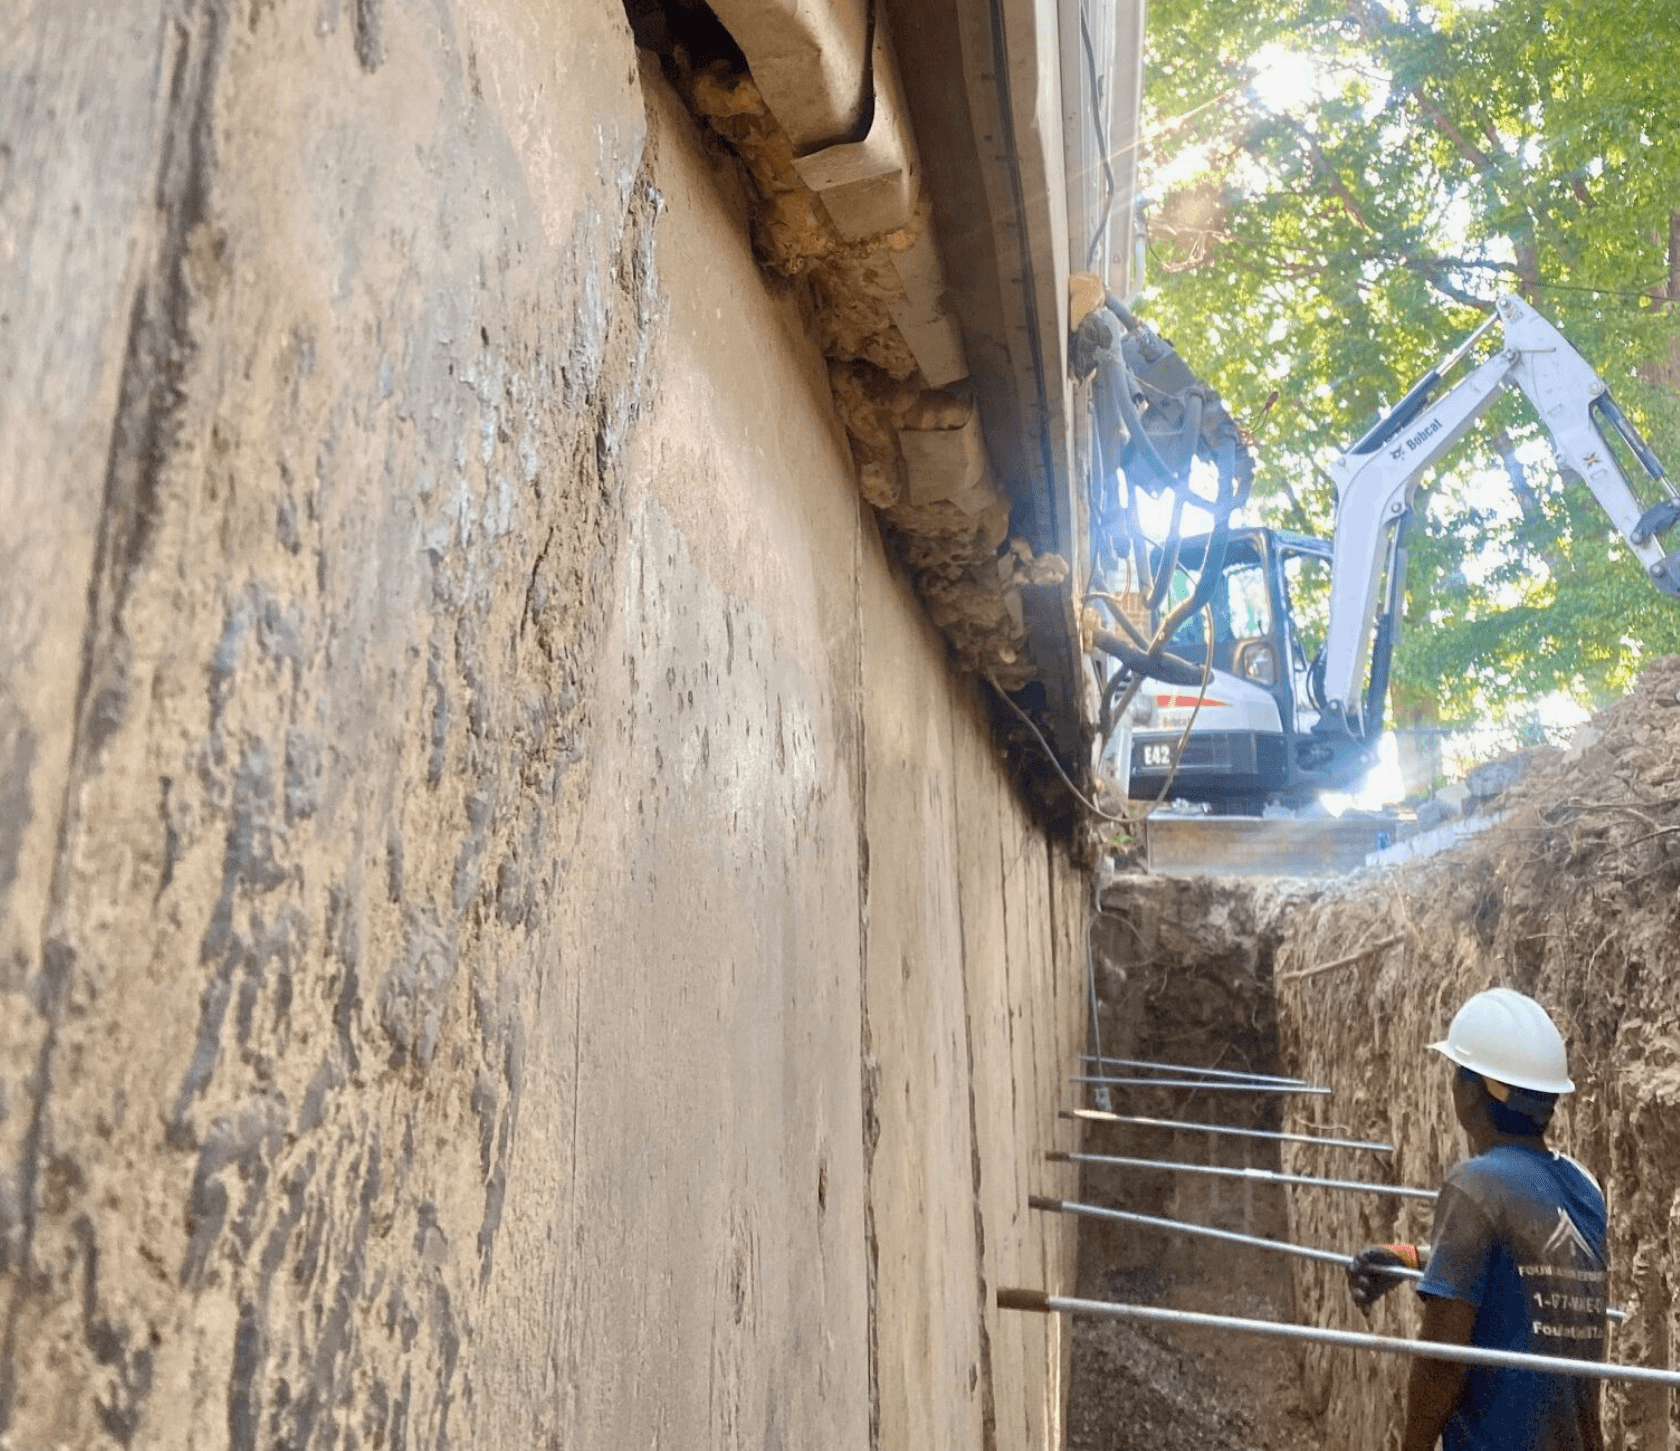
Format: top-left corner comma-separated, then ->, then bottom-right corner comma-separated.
1276,657 -> 1680,1451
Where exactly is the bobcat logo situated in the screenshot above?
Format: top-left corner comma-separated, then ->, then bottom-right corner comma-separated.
1541,1208 -> 1598,1265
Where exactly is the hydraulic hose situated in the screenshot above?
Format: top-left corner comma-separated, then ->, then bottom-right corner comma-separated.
1092,630 -> 1206,687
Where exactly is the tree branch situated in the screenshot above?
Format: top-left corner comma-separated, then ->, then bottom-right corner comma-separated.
1669,210 -> 1679,306
1490,428 -> 1542,521
1408,255 -> 1523,275
1411,87 -> 1502,173
1398,258 -> 1497,311
1403,85 -> 1541,290
1281,119 -> 1381,236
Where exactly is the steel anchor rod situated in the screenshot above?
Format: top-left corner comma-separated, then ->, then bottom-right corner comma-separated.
997,1292 -> 1657,1382
1029,1194 -> 1405,1274
1062,1109 -> 1393,1154
1029,1197 -> 1628,1324
1048,1149 -> 1438,1201
1081,1053 -> 1309,1087
1073,1074 -> 1333,1096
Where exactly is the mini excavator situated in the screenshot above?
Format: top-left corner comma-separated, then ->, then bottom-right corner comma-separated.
1121,294 -> 1680,812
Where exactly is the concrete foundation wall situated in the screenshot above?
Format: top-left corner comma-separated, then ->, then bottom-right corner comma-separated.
0,2 -> 1084,1446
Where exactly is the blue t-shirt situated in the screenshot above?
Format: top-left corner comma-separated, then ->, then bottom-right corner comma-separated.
1417,1144 -> 1609,1451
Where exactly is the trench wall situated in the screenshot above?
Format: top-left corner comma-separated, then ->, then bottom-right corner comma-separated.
1075,877 -> 1296,1293
0,4 -> 1085,1446
1277,657 -> 1680,1451
1067,875 -> 1313,1451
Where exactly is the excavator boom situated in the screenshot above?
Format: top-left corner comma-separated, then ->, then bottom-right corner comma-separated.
1317,293 -> 1680,744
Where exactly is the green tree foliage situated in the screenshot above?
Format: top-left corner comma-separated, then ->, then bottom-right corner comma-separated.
1138,0 -> 1680,727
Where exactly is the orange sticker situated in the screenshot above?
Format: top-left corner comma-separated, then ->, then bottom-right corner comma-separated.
1155,694 -> 1230,710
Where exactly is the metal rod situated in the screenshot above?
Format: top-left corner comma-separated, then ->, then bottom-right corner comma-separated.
1437,309 -> 1502,379
1030,1195 -> 1398,1273
1048,1149 -> 1437,1201
1062,1109 -> 1393,1154
1072,1074 -> 1333,1096
1081,1054 -> 1308,1087
997,1291 -> 1661,1385
1029,1198 -> 1627,1323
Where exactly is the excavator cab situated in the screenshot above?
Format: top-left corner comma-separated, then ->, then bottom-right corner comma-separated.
1127,528 -> 1367,811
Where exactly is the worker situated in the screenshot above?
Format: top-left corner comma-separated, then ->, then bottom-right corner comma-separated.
1346,987 -> 1608,1451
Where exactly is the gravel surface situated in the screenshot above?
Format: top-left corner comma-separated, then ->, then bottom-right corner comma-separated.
1061,1269 -> 1323,1451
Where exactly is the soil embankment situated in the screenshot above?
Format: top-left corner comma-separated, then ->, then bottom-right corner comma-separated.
1279,655 -> 1680,1450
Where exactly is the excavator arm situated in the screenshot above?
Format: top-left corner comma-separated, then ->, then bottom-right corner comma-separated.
1315,293 -> 1680,746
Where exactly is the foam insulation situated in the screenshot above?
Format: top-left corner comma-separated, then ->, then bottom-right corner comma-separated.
676,51 -> 1054,697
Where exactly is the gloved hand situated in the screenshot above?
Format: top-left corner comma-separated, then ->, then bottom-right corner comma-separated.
1347,1242 -> 1424,1311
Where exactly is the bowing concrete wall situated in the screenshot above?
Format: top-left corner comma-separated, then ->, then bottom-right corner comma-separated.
0,1 -> 1084,1446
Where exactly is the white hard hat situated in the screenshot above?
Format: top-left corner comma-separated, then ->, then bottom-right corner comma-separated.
1429,987 -> 1575,1096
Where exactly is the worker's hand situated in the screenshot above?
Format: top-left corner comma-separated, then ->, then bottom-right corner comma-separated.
1348,1242 -> 1422,1311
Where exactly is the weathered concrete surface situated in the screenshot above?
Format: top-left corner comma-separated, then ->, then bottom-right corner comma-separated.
860,520 -> 1086,1451
0,3 -> 1085,1447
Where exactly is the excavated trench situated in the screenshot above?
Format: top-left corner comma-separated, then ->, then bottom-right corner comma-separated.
1068,656 -> 1680,1451
1066,877 -> 1317,1451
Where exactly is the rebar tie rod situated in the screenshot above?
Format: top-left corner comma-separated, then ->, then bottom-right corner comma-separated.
1048,1149 -> 1437,1201
1080,1053 -> 1309,1087
1029,1195 -> 1409,1274
1072,1074 -> 1333,1096
1029,1197 -> 1627,1323
1062,1109 -> 1392,1154
998,1292 -> 1655,1382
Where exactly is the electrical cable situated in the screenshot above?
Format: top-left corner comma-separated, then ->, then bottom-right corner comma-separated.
984,676 -> 1129,823
1086,590 -> 1152,651
1078,0 -> 1118,267
1025,600 -> 1211,831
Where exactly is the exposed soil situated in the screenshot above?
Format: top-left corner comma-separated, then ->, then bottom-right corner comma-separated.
1067,1284 -> 1321,1451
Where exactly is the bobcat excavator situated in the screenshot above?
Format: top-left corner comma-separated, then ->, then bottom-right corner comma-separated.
1123,293 -> 1680,812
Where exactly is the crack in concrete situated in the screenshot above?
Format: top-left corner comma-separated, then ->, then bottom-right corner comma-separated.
953,751 -> 1000,1451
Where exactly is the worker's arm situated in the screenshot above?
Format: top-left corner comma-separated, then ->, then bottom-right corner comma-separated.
1400,1295 -> 1478,1451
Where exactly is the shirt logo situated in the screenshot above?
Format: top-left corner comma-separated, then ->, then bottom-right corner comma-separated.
1541,1208 -> 1598,1264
